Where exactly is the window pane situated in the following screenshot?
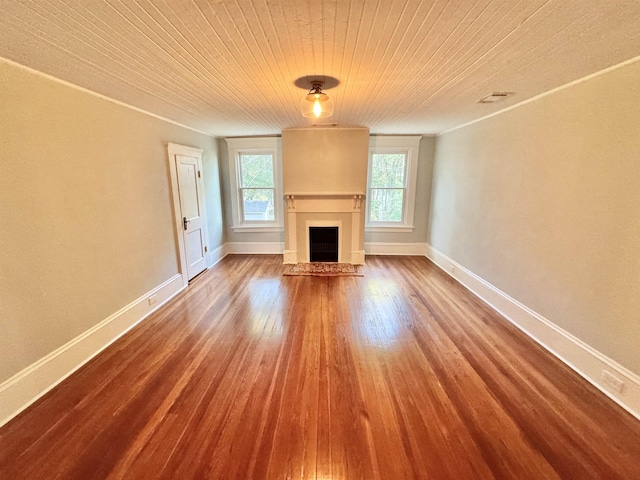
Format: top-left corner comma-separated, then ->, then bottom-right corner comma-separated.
370,153 -> 406,188
369,188 -> 404,222
242,188 -> 275,221
240,154 -> 274,188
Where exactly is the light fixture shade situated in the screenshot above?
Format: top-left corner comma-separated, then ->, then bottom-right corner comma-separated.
301,83 -> 334,118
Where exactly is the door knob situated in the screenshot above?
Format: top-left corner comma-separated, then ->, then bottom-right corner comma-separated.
183,217 -> 189,230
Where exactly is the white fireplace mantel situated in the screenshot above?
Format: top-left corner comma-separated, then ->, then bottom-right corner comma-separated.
285,192 -> 364,211
283,192 -> 365,265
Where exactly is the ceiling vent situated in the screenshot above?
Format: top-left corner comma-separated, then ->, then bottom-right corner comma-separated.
478,92 -> 514,104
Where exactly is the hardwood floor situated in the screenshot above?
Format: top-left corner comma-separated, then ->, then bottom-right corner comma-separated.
1,255 -> 639,479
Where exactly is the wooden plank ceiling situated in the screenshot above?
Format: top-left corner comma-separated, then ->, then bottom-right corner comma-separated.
1,0 -> 640,136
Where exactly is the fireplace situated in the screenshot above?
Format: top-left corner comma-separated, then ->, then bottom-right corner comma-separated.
283,193 -> 364,265
309,226 -> 339,262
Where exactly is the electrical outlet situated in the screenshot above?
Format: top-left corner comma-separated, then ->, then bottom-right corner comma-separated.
148,294 -> 158,306
602,370 -> 625,393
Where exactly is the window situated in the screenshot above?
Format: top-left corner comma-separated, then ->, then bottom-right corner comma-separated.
227,137 -> 283,232
366,136 -> 421,232
369,152 -> 406,222
239,153 -> 275,222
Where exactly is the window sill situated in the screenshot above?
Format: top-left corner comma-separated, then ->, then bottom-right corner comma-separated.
231,225 -> 284,233
365,225 -> 415,233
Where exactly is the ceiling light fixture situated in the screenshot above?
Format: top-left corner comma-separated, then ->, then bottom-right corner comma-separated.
301,81 -> 334,118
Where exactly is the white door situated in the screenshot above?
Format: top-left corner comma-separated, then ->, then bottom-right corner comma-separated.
176,154 -> 207,280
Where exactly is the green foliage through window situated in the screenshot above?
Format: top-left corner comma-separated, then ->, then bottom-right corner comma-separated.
240,155 -> 274,188
369,153 -> 406,222
240,154 -> 275,221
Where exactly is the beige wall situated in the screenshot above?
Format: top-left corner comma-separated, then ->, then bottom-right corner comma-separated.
0,60 -> 221,382
282,128 -> 369,193
429,59 -> 640,374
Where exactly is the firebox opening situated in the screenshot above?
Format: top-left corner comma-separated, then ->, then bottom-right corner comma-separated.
309,226 -> 339,262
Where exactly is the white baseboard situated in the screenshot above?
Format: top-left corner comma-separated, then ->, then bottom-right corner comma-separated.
0,274 -> 185,427
426,244 -> 640,420
225,242 -> 284,255
206,243 -> 226,268
365,242 -> 428,256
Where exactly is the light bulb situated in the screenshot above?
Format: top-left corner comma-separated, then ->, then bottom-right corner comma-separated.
313,96 -> 322,117
301,84 -> 333,118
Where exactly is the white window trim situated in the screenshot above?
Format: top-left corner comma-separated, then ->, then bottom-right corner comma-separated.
366,135 -> 421,232
227,137 -> 284,232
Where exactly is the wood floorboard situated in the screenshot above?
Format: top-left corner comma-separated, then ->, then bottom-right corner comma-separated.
1,254 -> 639,479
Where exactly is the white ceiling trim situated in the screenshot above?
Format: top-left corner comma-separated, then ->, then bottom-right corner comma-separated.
439,53 -> 640,136
0,56 -> 215,137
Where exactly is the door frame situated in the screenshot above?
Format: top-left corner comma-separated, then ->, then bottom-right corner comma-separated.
167,142 -> 209,287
